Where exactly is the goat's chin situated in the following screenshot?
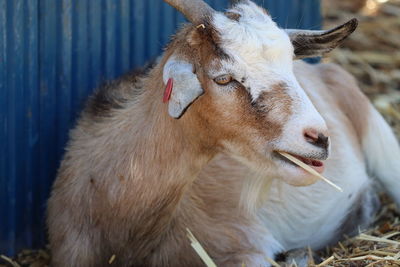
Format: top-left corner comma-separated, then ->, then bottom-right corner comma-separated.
276,165 -> 320,186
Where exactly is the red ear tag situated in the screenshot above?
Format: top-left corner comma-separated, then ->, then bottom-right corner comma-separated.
163,78 -> 173,103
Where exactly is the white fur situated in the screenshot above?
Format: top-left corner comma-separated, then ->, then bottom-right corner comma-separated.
258,60 -> 398,253
213,3 -> 295,100
240,223 -> 284,265
362,107 -> 400,206
274,77 -> 328,157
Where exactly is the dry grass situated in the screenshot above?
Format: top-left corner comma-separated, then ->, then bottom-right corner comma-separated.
0,248 -> 50,267
313,195 -> 400,267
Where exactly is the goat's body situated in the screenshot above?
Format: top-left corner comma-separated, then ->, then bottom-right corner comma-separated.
48,59 -> 399,266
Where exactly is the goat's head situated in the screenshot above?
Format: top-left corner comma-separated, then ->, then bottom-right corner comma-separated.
162,0 -> 357,186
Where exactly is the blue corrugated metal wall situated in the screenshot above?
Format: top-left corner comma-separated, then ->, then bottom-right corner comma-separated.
0,0 -> 321,256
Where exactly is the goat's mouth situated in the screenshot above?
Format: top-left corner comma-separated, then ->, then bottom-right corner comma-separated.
274,151 -> 325,174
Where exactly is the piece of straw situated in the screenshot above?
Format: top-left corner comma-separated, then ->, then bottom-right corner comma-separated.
356,233 -> 400,245
186,228 -> 217,267
0,255 -> 20,267
265,256 -> 281,267
316,256 -> 335,266
278,151 -> 343,192
108,254 -> 116,264
307,246 -> 315,266
338,255 -> 400,262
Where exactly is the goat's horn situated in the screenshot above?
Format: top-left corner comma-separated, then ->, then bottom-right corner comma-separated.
164,0 -> 214,24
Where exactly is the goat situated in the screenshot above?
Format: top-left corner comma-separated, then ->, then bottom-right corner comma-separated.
47,0 -> 371,266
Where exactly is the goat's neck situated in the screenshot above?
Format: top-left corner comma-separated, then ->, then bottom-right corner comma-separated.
106,71 -> 213,230
129,87 -> 209,182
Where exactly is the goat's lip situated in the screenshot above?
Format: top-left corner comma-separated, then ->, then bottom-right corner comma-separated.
274,151 -> 325,174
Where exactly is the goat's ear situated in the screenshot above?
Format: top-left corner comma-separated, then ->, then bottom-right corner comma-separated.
163,56 -> 204,118
286,18 -> 358,59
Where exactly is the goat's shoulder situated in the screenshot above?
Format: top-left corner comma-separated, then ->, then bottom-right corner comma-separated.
318,62 -> 371,139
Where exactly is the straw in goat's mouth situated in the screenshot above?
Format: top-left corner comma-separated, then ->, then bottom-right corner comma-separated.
187,228 -> 217,267
277,151 -> 343,192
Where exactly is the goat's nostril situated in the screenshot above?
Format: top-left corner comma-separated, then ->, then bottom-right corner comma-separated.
304,129 -> 329,149
304,129 -> 319,143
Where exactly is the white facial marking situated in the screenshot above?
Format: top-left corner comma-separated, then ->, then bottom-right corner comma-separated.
277,77 -> 328,156
213,2 -> 294,101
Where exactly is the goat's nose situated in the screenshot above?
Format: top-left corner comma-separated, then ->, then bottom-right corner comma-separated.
304,128 -> 330,149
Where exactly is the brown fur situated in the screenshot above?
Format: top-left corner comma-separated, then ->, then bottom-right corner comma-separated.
47,21 -> 292,267
254,83 -> 293,121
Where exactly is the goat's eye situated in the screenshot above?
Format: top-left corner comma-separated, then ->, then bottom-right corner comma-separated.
214,74 -> 233,85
